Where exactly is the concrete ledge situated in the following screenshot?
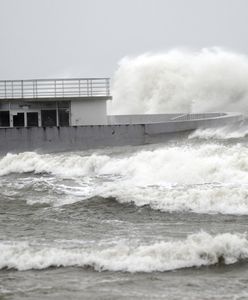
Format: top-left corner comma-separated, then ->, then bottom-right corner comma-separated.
0,112 -> 244,155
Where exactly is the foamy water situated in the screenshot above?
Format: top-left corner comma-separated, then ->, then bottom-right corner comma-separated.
1,143 -> 248,183
1,141 -> 248,215
1,232 -> 247,272
190,123 -> 248,140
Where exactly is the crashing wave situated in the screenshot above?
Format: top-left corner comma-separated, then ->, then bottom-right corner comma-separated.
1,144 -> 248,184
110,48 -> 248,114
1,232 -> 248,272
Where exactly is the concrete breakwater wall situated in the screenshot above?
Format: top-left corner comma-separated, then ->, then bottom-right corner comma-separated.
107,113 -> 226,124
0,113 -> 243,154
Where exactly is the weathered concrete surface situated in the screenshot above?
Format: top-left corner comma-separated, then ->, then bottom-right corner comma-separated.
0,113 -> 243,154
0,125 -> 145,154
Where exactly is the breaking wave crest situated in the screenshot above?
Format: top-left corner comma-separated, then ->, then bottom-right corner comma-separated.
2,143 -> 248,214
110,48 -> 248,114
102,185 -> 248,215
1,232 -> 248,272
190,122 -> 248,140
1,144 -> 248,184
0,152 -> 110,177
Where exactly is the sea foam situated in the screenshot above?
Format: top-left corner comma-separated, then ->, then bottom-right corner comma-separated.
189,123 -> 248,140
2,144 -> 248,214
1,232 -> 248,272
1,144 -> 248,185
101,185 -> 248,215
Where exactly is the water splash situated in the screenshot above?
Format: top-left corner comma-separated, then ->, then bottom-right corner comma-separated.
109,48 -> 248,114
1,232 -> 248,272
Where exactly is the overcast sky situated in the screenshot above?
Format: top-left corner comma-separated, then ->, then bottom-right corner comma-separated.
0,0 -> 247,79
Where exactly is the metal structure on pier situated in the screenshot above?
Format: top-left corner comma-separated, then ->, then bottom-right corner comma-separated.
0,78 -> 111,101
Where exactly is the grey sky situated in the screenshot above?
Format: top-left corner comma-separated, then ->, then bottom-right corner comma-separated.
0,0 -> 247,79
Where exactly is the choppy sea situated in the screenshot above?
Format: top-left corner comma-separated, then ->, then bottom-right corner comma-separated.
1,124 -> 248,300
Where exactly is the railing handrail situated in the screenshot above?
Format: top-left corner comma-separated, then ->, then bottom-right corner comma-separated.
171,113 -> 225,121
0,77 -> 111,100
0,77 -> 110,82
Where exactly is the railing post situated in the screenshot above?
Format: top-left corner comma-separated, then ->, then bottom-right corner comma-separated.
11,81 -> 13,99
4,81 -> 6,98
106,78 -> 110,96
33,81 -> 35,98
62,79 -> 64,98
21,80 -> 24,98
87,79 -> 89,96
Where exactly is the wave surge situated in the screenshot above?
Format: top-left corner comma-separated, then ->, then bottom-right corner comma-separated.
110,48 -> 248,114
2,144 -> 248,214
1,232 -> 248,272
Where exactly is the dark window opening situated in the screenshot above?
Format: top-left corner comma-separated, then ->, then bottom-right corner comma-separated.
0,101 -> 9,110
58,101 -> 70,108
27,112 -> 39,127
41,110 -> 57,127
13,113 -> 24,127
0,111 -> 10,127
58,109 -> 69,126
40,102 -> 56,109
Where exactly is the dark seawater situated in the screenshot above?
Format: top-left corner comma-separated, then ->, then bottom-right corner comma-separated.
1,126 -> 248,300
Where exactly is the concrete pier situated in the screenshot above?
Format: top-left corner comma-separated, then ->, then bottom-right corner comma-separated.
0,78 -> 244,155
0,112 -> 243,154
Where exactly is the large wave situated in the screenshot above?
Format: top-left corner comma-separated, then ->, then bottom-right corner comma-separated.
2,144 -> 248,215
1,144 -> 248,184
1,232 -> 248,272
109,48 -> 248,114
102,185 -> 248,216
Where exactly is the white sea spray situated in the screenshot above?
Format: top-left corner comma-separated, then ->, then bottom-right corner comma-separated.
109,48 -> 248,114
1,232 -> 248,272
1,142 -> 248,214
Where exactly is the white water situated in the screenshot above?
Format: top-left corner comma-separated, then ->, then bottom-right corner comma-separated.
1,232 -> 247,272
109,48 -> 248,114
101,185 -> 248,215
190,123 -> 248,140
1,142 -> 248,215
1,144 -> 248,183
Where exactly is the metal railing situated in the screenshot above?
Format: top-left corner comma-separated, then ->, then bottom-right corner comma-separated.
171,113 -> 225,121
0,78 -> 111,100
